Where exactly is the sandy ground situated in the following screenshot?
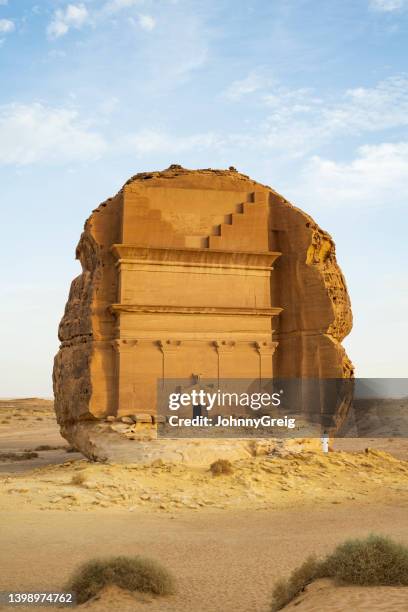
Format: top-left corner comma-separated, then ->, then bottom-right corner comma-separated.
1,399 -> 408,611
280,578 -> 408,611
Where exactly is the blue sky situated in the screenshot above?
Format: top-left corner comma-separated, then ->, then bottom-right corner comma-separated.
0,0 -> 407,396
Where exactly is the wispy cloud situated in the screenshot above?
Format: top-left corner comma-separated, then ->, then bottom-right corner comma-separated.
257,75 -> 408,156
124,129 -> 223,155
223,71 -> 272,101
103,0 -> 143,13
293,142 -> 408,208
369,0 -> 407,11
0,103 -> 107,164
128,13 -> 156,32
0,18 -> 14,33
47,3 -> 89,39
137,14 -> 156,31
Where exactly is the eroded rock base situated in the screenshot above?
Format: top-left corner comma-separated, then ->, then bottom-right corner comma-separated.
61,421 -> 321,465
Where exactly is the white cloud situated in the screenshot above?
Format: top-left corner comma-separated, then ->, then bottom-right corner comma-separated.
102,0 -> 142,14
224,71 -> 272,101
125,129 -> 223,155
0,103 -> 107,165
138,14 -> 156,31
369,0 -> 406,11
47,3 -> 89,39
293,142 -> 408,208
0,19 -> 14,33
258,75 -> 408,157
0,0 -> 9,6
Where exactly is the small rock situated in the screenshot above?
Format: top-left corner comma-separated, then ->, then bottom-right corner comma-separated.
110,423 -> 130,433
121,416 -> 134,424
133,413 -> 152,424
62,493 -> 78,500
140,493 -> 150,501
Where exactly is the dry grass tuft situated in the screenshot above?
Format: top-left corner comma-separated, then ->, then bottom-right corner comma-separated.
271,556 -> 321,611
271,535 -> 408,611
71,472 -> 87,486
322,534 -> 408,586
210,459 -> 234,476
34,445 -> 61,451
0,451 -> 38,462
65,555 -> 176,604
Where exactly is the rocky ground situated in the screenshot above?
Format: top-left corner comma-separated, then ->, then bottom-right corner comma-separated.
1,399 -> 408,611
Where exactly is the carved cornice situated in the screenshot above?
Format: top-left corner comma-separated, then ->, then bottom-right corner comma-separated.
110,304 -> 282,317
110,244 -> 281,270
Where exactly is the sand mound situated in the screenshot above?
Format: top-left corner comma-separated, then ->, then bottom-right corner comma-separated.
281,578 -> 408,611
79,585 -> 173,611
78,584 -> 183,611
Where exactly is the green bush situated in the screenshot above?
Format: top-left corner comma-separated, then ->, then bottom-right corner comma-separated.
271,535 -> 408,611
65,556 -> 176,604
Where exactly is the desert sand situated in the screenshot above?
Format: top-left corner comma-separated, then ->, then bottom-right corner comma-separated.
1,399 -> 408,611
279,578 -> 408,611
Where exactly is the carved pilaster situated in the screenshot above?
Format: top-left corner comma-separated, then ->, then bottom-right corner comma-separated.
110,339 -> 140,414
213,340 -> 236,382
254,341 -> 278,380
157,339 -> 182,382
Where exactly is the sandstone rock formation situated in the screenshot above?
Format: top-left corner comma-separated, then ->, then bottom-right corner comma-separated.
53,166 -> 353,462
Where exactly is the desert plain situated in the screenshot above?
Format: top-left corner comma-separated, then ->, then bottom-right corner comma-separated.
1,398 -> 408,611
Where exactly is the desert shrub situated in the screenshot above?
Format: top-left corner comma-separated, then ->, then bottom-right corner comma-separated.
71,472 -> 87,486
65,556 -> 176,604
35,445 -> 60,451
210,459 -> 233,476
271,535 -> 408,610
271,556 -> 322,611
322,534 -> 408,586
0,451 -> 38,461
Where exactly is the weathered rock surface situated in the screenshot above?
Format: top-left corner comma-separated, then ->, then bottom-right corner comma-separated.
53,166 -> 353,462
